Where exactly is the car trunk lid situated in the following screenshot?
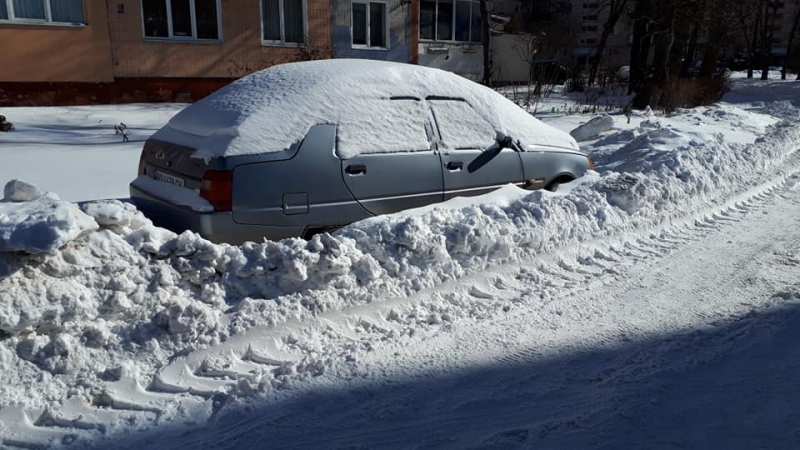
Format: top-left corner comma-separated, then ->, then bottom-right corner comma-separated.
140,139 -> 208,189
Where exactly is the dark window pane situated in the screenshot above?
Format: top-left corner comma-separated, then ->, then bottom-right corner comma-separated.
352,2 -> 366,45
195,0 -> 218,39
170,0 -> 192,36
437,0 -> 453,41
262,0 -> 280,40
470,1 -> 481,42
143,0 -> 168,37
454,1 -> 470,41
50,0 -> 85,23
0,0 -> 8,20
420,0 -> 435,40
369,2 -> 385,47
284,0 -> 304,43
13,0 -> 45,19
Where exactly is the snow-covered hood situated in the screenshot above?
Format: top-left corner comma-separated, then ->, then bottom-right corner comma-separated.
152,59 -> 580,160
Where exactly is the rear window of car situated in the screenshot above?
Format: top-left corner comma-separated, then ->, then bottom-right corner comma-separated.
336,99 -> 431,159
429,99 -> 496,150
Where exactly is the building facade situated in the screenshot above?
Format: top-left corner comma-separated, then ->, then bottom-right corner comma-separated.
330,0 -> 418,62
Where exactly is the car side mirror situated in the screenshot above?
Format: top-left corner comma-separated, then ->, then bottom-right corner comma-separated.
496,135 -> 514,150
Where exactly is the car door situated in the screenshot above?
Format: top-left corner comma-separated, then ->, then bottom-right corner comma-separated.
338,98 -> 444,216
429,98 -> 524,200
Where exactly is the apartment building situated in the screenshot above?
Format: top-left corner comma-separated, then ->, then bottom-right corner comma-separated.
1,0 -> 397,105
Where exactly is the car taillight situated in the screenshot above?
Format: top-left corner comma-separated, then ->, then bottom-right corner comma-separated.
587,156 -> 595,171
200,170 -> 233,211
138,150 -> 147,176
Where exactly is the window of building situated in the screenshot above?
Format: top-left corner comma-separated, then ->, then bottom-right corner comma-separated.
352,1 -> 388,48
582,25 -> 598,32
0,0 -> 85,24
582,2 -> 599,8
582,14 -> 598,21
142,0 -> 220,40
420,0 -> 481,43
262,0 -> 305,45
580,38 -> 597,44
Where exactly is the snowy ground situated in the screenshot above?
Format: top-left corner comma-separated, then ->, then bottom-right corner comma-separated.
1,75 -> 800,449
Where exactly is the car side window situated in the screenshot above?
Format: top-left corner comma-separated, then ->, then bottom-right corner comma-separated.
335,98 -> 432,159
428,99 -> 496,151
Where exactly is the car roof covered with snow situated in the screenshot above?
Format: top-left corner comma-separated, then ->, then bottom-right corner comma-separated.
151,59 -> 580,161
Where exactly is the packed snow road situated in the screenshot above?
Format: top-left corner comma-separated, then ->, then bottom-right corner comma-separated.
114,172 -> 800,450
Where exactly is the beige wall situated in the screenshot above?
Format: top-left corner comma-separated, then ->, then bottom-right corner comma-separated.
108,0 -> 332,78
0,1 -> 114,82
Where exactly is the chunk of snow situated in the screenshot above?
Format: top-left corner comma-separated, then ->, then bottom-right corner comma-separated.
570,114 -> 615,142
153,59 -> 579,161
0,192 -> 98,254
3,179 -> 42,202
81,200 -> 148,229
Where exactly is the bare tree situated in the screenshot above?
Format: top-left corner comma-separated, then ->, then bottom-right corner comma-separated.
588,0 -> 630,86
628,0 -> 654,100
514,33 -> 544,85
783,0 -> 800,79
480,0 -> 492,86
761,0 -> 782,79
700,0 -> 737,77
733,0 -> 763,78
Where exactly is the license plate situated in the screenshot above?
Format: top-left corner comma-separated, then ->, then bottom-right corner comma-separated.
154,170 -> 185,187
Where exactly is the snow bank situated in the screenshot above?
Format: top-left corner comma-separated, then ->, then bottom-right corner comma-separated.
0,182 -> 97,254
3,104 -> 798,336
153,59 -> 579,161
570,114 -> 615,141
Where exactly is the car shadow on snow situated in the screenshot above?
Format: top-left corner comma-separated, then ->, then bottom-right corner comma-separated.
94,293 -> 800,450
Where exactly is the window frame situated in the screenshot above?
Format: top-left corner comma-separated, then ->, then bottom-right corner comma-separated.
419,0 -> 481,44
260,0 -> 308,47
140,0 -> 223,43
0,0 -> 86,26
428,97 -> 496,151
351,0 -> 390,50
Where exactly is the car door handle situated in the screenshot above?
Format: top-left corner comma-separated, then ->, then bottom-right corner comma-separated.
445,161 -> 463,171
345,164 -> 366,175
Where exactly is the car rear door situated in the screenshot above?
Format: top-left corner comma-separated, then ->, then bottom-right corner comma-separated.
429,98 -> 524,200
338,98 -> 443,216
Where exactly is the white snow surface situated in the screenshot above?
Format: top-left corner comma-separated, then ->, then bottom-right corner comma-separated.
0,192 -> 97,254
569,114 -> 615,142
154,59 -> 579,160
0,103 -> 184,202
1,76 -> 800,448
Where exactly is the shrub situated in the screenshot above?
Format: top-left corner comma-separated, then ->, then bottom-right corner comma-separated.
657,73 -> 732,113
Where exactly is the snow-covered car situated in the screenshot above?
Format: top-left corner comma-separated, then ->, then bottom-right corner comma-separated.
130,59 -> 592,243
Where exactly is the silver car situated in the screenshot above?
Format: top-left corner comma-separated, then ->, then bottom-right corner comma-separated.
130,60 -> 592,244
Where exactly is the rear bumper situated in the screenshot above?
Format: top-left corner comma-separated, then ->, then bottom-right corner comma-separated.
129,183 -> 305,244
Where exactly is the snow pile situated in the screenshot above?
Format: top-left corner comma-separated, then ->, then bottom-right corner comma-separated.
570,114 -> 615,142
0,180 -> 97,254
154,59 -> 579,160
2,101 -> 799,338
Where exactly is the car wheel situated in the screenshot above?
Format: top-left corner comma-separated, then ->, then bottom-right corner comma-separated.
545,176 -> 574,192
